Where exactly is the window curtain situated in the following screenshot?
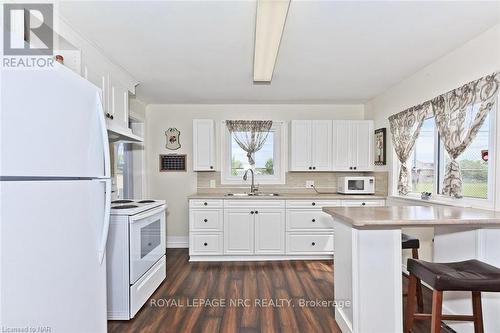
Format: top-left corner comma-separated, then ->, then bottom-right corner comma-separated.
431,72 -> 499,198
226,120 -> 273,167
388,103 -> 430,195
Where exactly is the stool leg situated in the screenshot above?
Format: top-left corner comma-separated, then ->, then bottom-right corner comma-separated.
412,248 -> 424,312
404,274 -> 417,333
472,292 -> 484,333
431,290 -> 443,333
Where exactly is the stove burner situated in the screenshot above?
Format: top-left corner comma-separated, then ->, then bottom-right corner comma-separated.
112,200 -> 134,204
138,200 -> 156,203
112,205 -> 139,209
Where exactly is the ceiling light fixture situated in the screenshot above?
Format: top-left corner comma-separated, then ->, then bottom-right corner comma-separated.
253,0 -> 291,83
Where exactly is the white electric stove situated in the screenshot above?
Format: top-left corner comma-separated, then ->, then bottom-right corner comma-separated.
107,199 -> 167,319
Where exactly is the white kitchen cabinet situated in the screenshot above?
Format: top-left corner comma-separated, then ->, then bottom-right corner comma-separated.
332,120 -> 373,171
83,63 -> 109,115
193,119 -> 216,171
109,75 -> 130,130
224,209 -> 254,254
290,120 -> 332,171
254,209 -> 285,254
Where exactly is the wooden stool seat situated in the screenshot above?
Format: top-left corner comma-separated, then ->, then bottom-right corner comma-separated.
402,233 -> 420,249
405,258 -> 500,333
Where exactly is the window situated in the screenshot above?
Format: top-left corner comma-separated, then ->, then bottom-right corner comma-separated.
404,103 -> 495,201
222,122 -> 285,184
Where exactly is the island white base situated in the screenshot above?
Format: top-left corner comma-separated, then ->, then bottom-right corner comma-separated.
333,219 -> 403,333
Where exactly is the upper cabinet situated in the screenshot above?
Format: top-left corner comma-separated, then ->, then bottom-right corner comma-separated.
290,120 -> 332,171
109,75 -> 130,131
193,119 -> 216,171
332,120 -> 373,171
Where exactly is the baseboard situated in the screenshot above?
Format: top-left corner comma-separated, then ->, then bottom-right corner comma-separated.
166,236 -> 188,248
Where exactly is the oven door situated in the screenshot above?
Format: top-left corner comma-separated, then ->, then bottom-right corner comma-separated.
129,205 -> 166,284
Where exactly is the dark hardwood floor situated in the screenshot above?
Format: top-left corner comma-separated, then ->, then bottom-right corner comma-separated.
108,249 -> 454,333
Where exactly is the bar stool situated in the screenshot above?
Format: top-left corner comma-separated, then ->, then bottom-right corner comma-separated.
405,259 -> 500,333
402,233 -> 423,312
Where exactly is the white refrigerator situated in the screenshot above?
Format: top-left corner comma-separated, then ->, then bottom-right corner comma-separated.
0,64 -> 111,332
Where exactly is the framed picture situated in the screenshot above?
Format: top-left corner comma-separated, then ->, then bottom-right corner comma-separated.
374,128 -> 386,165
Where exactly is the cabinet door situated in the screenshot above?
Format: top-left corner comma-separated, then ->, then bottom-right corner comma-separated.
311,120 -> 332,171
254,209 -> 285,254
193,119 -> 215,171
109,76 -> 129,130
224,209 -> 254,254
83,63 -> 108,116
332,121 -> 352,171
352,121 -> 374,171
290,120 -> 312,171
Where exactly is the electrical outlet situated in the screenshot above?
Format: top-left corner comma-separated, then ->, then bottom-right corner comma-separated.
306,180 -> 314,188
209,179 -> 216,188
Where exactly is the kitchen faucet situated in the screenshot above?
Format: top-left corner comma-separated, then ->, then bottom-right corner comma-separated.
243,168 -> 258,194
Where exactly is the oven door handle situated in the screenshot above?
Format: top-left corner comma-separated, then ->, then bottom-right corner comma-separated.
130,205 -> 166,223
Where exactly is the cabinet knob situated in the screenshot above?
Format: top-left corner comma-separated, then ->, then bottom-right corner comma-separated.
362,202 -> 366,206
312,202 -> 316,206
110,115 -> 114,120
250,211 -> 254,214
312,219 -> 316,222
312,242 -> 316,246
204,219 -> 208,222
210,166 -> 214,169
255,211 -> 259,214
349,166 -> 353,170
353,166 -> 357,170
308,167 -> 312,170
312,167 -> 316,170
204,202 -> 208,206
204,242 -> 208,246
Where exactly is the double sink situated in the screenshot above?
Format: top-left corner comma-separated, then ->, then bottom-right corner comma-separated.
225,193 -> 280,197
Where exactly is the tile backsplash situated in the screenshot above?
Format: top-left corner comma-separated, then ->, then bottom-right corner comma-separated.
197,171 -> 388,196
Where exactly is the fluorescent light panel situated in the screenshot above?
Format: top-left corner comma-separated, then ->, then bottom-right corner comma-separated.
253,0 -> 291,82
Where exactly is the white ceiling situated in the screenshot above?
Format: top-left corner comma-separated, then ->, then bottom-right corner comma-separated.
59,1 -> 500,104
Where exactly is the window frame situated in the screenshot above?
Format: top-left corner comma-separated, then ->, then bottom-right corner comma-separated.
220,121 -> 286,185
394,98 -> 497,210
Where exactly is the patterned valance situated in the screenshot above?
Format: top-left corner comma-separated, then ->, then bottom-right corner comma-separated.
226,120 -> 273,133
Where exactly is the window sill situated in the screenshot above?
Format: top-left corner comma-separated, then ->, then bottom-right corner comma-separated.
389,194 -> 493,210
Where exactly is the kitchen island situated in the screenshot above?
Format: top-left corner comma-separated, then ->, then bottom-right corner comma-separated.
323,205 -> 500,333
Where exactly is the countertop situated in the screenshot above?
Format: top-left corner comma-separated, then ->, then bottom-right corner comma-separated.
322,205 -> 500,228
188,193 -> 387,200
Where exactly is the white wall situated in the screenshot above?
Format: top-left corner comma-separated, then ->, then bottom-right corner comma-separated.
365,23 -> 500,197
365,23 -> 500,262
145,104 -> 364,241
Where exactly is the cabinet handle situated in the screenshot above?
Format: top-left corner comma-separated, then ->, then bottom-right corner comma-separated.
110,115 -> 114,120
353,166 -> 357,170
362,202 -> 366,206
204,242 -> 208,246
210,166 -> 214,169
312,219 -> 316,222
204,219 -> 208,222
349,166 -> 353,170
312,202 -> 316,206
312,242 -> 316,246
250,211 -> 254,214
255,211 -> 259,214
308,167 -> 312,170
203,202 -> 208,206
312,167 -> 316,170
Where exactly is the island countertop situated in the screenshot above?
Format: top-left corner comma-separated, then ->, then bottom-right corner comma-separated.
188,193 -> 386,200
322,205 -> 500,228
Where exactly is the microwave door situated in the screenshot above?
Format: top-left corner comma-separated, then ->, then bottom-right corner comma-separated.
348,180 -> 365,191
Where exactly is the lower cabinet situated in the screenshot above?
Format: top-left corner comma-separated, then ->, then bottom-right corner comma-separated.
188,198 -> 385,260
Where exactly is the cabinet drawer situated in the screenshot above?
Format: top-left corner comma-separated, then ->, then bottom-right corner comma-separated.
130,255 -> 166,318
287,210 -> 333,231
190,210 -> 222,231
287,233 -> 334,254
224,200 -> 285,209
341,200 -> 385,207
190,233 -> 222,255
189,199 -> 223,209
286,200 -> 340,209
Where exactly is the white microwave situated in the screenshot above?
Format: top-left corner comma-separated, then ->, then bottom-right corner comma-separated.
337,176 -> 375,194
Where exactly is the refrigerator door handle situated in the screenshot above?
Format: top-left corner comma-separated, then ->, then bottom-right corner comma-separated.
97,178 -> 112,263
96,92 -> 111,178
